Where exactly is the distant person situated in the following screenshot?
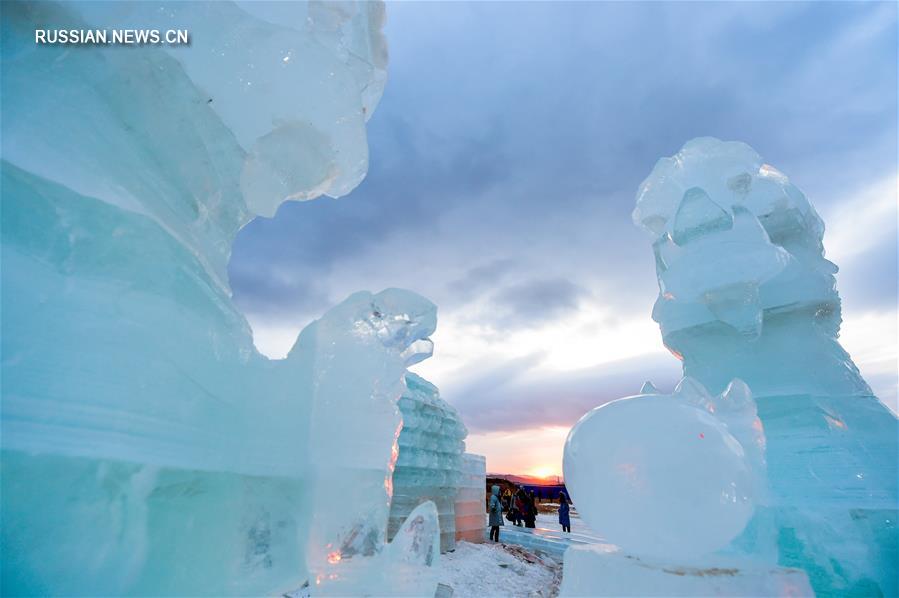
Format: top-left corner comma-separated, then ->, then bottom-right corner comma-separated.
559,491 -> 571,533
525,491 -> 537,528
488,484 -> 504,542
503,489 -> 516,523
513,488 -> 527,526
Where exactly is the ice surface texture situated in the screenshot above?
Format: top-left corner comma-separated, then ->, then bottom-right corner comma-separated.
2,2 -> 440,596
628,138 -> 897,595
563,378 -> 762,560
389,373 -> 468,553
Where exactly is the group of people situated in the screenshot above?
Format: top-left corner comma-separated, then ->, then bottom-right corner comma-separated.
487,484 -> 572,542
506,487 -> 538,528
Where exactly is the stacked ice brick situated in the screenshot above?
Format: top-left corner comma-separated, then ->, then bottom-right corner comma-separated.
388,373 -> 468,552
454,454 -> 488,544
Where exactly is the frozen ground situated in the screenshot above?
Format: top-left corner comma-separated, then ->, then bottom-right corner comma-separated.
534,512 -> 598,539
491,510 -> 607,559
437,541 -> 561,598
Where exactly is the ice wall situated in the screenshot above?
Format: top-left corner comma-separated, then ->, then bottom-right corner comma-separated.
631,138 -> 898,595
388,373 -> 468,553
2,1 -> 440,595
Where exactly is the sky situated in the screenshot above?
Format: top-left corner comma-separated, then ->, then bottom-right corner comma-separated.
230,1 -> 898,478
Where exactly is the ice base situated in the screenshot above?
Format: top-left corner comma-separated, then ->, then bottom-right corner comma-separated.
560,544 -> 814,597
2,452 -> 310,596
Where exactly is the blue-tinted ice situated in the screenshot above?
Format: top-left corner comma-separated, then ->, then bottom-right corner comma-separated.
389,373 -> 468,553
1,1 -> 441,595
632,138 -> 897,595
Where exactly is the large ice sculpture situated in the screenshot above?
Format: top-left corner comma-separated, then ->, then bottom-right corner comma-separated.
388,373 -> 468,553
2,1 -> 440,596
629,138 -> 898,595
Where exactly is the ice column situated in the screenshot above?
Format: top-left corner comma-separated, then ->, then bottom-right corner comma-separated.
454,454 -> 488,544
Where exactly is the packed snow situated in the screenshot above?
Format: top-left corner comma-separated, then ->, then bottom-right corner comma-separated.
437,541 -> 560,598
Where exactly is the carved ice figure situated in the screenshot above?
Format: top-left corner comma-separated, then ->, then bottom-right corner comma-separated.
628,137 -> 897,595
2,1 -> 441,596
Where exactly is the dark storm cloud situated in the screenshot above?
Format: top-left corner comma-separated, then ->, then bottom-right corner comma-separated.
491,278 -> 589,327
449,351 -> 683,433
447,259 -> 518,297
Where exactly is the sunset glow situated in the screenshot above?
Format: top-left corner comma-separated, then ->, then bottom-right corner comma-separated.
530,465 -> 557,479
467,426 -> 570,477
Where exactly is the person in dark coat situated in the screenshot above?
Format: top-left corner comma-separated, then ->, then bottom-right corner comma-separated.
558,490 -> 571,533
488,484 -> 504,542
524,491 -> 537,528
513,488 -> 526,526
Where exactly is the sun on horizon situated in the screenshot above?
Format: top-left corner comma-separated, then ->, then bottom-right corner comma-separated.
529,465 -> 559,480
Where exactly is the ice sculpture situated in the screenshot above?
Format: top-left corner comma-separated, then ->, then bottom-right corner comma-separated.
2,1 -> 441,595
455,454 -> 489,544
627,138 -> 897,595
388,373 -> 468,553
563,378 -> 759,559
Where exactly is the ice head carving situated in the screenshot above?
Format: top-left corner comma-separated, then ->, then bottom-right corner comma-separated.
71,0 -> 387,219
633,138 -> 823,244
563,377 -> 765,559
3,0 -> 388,296
631,138 -> 862,398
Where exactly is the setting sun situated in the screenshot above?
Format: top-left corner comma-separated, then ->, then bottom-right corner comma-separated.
530,465 -> 557,479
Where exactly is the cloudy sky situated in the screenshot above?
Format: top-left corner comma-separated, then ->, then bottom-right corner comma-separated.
231,1 -> 898,477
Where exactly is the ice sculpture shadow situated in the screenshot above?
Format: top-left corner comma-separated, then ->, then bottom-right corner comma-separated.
2,1 -> 442,596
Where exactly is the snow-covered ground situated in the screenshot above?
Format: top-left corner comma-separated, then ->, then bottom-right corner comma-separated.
534,512 -> 597,538
535,512 -> 569,532
437,541 -> 561,598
